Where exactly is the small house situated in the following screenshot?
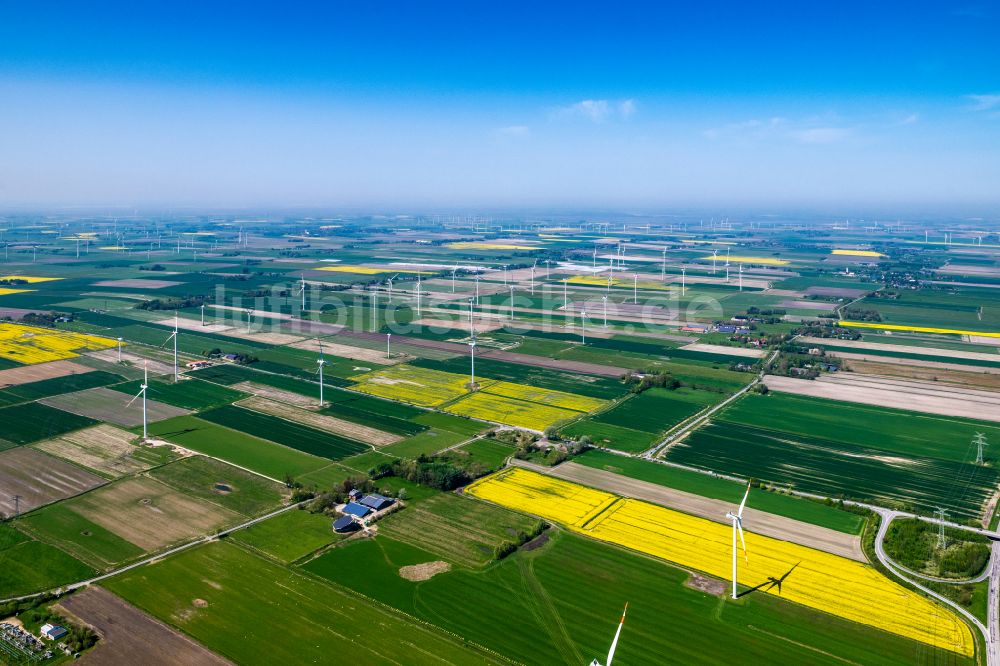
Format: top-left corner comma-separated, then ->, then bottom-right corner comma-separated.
40,624 -> 67,641
342,502 -> 371,519
360,493 -> 394,512
348,489 -> 361,501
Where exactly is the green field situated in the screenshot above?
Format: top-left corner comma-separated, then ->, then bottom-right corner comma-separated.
303,529 -> 962,665
17,504 -> 146,569
723,393 -> 1000,463
148,456 -> 286,516
107,377 -> 247,410
191,405 -> 369,461
560,419 -> 658,452
0,402 -> 98,445
0,524 -> 96,598
229,509 -> 339,563
142,415 -> 330,480
377,491 -> 541,566
0,370 -> 125,407
103,542 -> 502,664
447,438 -> 514,471
380,428 -> 469,458
574,449 -> 865,533
668,421 -> 998,519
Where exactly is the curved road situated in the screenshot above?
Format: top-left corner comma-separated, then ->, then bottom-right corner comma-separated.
873,508 -> 997,666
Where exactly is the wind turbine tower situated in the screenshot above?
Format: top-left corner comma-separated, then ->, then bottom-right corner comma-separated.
126,362 -> 149,440
589,603 -> 628,666
725,482 -> 751,599
316,340 -> 327,406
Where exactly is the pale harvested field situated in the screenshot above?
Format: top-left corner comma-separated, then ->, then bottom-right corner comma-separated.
92,279 -> 182,289
679,342 -> 764,358
0,447 -> 105,515
150,316 -> 231,333
777,299 -> 836,311
61,587 -> 233,666
34,424 -> 151,478
229,381 -> 317,407
799,336 -> 1000,362
411,317 -> 503,333
288,338 -> 406,365
804,286 -> 868,298
42,387 -> 190,427
831,351 -> 1000,377
764,373 -> 1000,422
72,477 -> 240,551
845,359 -> 1000,390
238,396 -> 398,446
511,459 -> 865,561
86,350 -> 175,376
0,359 -> 92,388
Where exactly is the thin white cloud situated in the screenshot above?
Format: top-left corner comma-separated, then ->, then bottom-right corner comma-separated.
967,94 -> 1000,111
496,125 -> 530,137
898,113 -> 919,125
702,117 -> 785,140
553,98 -> 635,123
790,127 -> 852,143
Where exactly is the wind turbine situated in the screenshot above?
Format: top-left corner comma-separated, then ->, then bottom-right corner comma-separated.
315,339 -> 326,406
589,603 -> 628,666
451,264 -> 458,293
297,273 -> 307,310
712,249 -> 718,274
161,316 -> 179,383
530,260 -> 537,295
245,308 -> 254,333
726,482 -> 751,599
126,362 -> 149,441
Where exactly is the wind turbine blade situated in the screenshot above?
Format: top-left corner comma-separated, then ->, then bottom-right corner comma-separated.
125,389 -> 144,408
737,480 -> 751,516
737,520 -> 748,562
606,603 -> 628,666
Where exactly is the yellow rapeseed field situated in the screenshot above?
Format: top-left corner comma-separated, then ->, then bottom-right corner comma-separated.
698,254 -> 790,266
446,242 -> 540,251
0,275 -> 63,283
350,366 -> 603,429
840,321 -> 1000,339
565,275 -> 673,291
350,365 -> 483,406
315,265 -> 432,275
831,249 -> 885,257
481,381 -> 607,412
467,469 -> 974,657
444,392 -> 580,431
0,322 -> 117,364
0,288 -> 34,296
467,468 -> 617,527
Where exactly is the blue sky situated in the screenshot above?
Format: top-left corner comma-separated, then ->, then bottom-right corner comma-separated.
1,1 -> 998,210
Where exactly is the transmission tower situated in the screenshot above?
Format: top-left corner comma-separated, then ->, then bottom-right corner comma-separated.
12,494 -> 21,519
934,507 -> 948,550
974,432 -> 988,465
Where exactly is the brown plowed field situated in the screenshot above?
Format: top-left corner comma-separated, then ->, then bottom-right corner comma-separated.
60,587 -> 233,666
